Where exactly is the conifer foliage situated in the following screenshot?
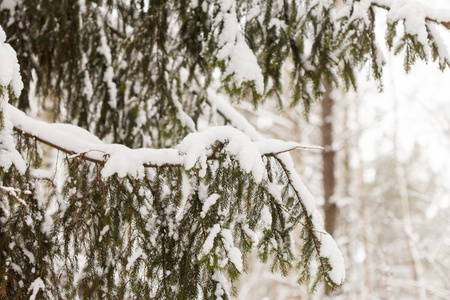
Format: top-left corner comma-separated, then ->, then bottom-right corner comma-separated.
1,0 -> 450,299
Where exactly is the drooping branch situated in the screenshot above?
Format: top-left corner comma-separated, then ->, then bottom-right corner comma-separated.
367,1 -> 450,29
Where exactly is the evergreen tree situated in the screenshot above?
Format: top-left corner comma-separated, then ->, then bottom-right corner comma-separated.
0,0 -> 449,299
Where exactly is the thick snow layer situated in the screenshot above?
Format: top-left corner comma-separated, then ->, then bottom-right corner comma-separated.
96,19 -> 117,109
8,104 -> 185,177
0,26 -> 26,173
311,211 -> 346,285
0,0 -> 22,11
342,0 -> 450,63
99,225 -> 110,242
104,66 -> 117,109
199,224 -> 221,259
0,112 -> 27,173
212,271 -> 230,300
260,205 -> 272,229
0,26 -> 23,96
178,126 -> 265,181
225,34 -> 264,94
318,233 -> 346,285
428,23 -> 450,65
28,277 -> 45,300
221,228 -> 243,272
268,18 -> 287,35
216,0 -> 264,94
102,148 -> 183,178
376,0 -> 450,54
21,242 -> 35,263
8,103 -> 315,181
387,0 -> 429,50
126,247 -> 147,271
267,182 -> 283,205
201,193 -> 220,218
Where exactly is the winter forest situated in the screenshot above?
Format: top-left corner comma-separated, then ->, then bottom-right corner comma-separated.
0,0 -> 450,299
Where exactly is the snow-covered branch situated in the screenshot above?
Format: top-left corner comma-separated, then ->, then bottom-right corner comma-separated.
369,0 -> 450,29
0,185 -> 31,207
8,104 -> 317,178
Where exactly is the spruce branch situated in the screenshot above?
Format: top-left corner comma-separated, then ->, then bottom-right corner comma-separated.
367,1 -> 450,29
11,104 -> 313,171
272,155 -> 344,289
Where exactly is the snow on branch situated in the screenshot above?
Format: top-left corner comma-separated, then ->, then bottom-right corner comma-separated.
366,0 -> 450,37
215,0 -> 264,94
7,104 -> 314,179
1,25 -> 27,174
341,0 -> 450,70
370,0 -> 450,27
274,153 -> 345,286
7,100 -> 346,287
0,185 -> 31,207
206,88 -> 345,286
0,26 -> 23,96
207,88 -> 323,154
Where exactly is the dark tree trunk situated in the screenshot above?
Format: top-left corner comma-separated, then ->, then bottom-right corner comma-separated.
322,82 -> 337,236
322,82 -> 337,296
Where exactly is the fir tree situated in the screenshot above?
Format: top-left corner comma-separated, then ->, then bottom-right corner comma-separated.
1,0 -> 449,299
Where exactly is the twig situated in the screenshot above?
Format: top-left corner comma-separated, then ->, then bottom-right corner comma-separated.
0,186 -> 31,207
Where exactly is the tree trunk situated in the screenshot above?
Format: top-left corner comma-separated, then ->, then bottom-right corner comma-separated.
322,82 -> 337,236
322,82 -> 337,296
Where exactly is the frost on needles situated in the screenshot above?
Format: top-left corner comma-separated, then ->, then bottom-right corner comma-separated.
1,0 -> 450,299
